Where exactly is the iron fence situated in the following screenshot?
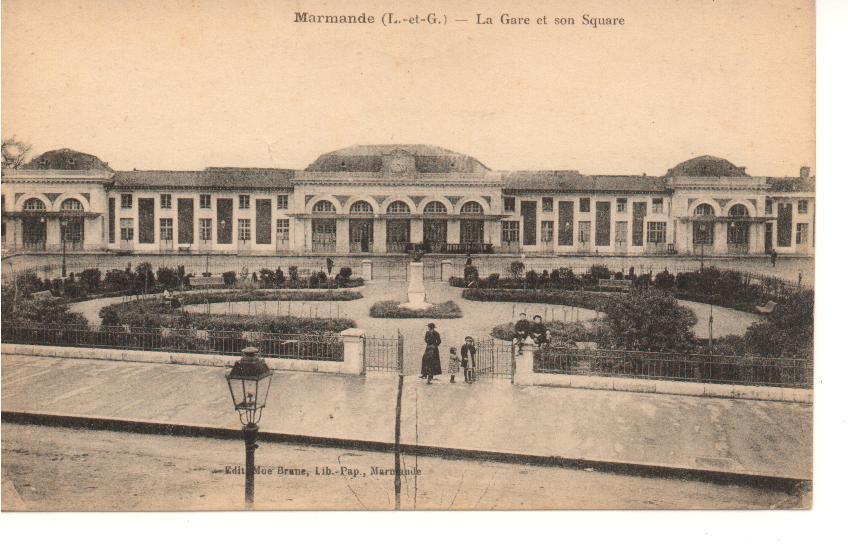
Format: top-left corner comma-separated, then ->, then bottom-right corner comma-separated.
1,323 -> 344,362
474,338 -> 515,381
534,345 -> 813,388
363,333 -> 403,373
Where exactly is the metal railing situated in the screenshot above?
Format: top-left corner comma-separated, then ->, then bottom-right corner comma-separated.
1,323 -> 344,362
534,346 -> 813,389
363,333 -> 403,373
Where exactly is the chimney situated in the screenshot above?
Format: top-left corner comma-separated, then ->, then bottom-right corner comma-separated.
800,166 -> 810,181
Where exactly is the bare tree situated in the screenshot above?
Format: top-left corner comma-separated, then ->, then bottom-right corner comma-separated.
2,137 -> 32,169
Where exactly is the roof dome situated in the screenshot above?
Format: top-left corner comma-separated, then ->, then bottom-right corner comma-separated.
667,155 -> 748,178
306,144 -> 489,173
21,148 -> 113,171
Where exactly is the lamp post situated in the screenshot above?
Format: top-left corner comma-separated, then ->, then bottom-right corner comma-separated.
226,347 -> 273,507
698,223 -> 707,272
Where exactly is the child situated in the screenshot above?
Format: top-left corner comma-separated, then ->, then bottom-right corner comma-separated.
447,347 -> 461,383
461,336 -> 477,384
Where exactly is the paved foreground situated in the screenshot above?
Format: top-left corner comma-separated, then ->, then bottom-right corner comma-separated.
1,423 -> 808,510
1,355 -> 812,480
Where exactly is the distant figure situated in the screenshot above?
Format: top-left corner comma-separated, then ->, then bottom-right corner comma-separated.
770,248 -> 778,267
514,312 -> 531,353
530,315 -> 550,346
447,347 -> 461,384
420,323 -> 442,385
461,336 -> 477,384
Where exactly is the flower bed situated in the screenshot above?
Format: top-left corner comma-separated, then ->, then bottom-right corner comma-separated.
177,289 -> 362,306
369,300 -> 463,319
99,299 -> 354,334
461,288 -> 613,312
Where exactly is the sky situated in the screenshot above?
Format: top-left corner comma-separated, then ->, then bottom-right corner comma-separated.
2,0 -> 815,176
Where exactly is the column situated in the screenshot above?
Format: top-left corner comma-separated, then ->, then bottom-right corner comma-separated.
714,223 -> 728,255
46,218 -> 61,250
410,219 -> 424,244
373,218 -> 387,253
340,328 -> 366,375
336,218 -> 349,254
447,219 -> 460,244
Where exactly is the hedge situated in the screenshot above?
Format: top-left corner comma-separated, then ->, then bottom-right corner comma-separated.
461,288 -> 613,312
369,300 -> 463,319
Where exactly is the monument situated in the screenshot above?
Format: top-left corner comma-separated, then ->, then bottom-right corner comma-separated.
400,251 -> 432,310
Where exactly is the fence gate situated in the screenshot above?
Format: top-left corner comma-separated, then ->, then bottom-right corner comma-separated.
363,331 -> 404,373
473,338 -> 515,381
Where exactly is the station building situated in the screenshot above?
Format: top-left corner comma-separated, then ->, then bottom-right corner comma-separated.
1,145 -> 815,257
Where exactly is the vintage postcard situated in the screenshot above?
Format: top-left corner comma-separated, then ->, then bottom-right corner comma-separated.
1,0 -> 814,511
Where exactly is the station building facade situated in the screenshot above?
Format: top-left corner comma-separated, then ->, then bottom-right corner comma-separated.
1,145 -> 815,257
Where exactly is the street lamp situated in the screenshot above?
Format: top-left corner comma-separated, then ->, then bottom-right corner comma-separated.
226,346 -> 273,507
698,223 -> 707,272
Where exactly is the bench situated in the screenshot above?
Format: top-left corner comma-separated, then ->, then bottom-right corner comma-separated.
598,278 -> 632,291
189,275 -> 226,289
755,300 -> 777,314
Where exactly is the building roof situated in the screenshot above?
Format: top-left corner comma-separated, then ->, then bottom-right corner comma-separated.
666,155 -> 749,178
111,167 -> 295,190
21,148 -> 113,172
306,144 -> 490,173
503,171 -> 667,193
766,176 -> 815,193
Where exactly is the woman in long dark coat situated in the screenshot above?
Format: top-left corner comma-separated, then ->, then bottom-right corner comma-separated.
421,323 -> 442,384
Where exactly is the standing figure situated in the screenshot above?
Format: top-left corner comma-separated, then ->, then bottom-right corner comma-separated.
447,347 -> 461,384
770,248 -> 778,267
461,336 -> 477,384
421,323 -> 442,384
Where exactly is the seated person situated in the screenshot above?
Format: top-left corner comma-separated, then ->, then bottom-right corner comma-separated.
530,315 -> 550,346
513,312 -> 532,352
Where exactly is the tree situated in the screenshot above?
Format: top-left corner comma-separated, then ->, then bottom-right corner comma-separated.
743,290 -> 814,358
597,288 -> 697,352
2,138 -> 32,169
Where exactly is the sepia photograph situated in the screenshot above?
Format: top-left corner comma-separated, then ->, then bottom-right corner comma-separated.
1,0 -> 820,515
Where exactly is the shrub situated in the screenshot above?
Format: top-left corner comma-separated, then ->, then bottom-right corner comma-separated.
258,268 -> 275,288
595,288 -> 696,352
635,273 -> 652,288
654,269 -> 675,289
222,271 -> 236,286
613,271 -> 624,280
549,269 -> 561,285
288,266 -> 299,282
156,267 -> 181,289
464,265 -> 479,283
462,288 -> 611,312
104,268 -> 134,292
588,264 -> 612,281
492,320 -> 593,343
2,292 -> 89,328
369,300 -> 463,319
525,270 -> 539,289
509,261 -> 525,280
79,268 -> 102,292
274,267 -> 286,286
742,290 -> 813,358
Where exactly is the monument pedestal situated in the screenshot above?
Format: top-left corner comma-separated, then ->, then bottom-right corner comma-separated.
399,261 -> 432,310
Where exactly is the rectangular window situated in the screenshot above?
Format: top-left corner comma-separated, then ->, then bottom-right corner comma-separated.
121,194 -> 133,209
199,218 -> 212,241
160,194 -> 171,209
159,218 -> 173,241
652,198 -> 663,214
632,202 -> 646,246
777,202 -> 793,247
796,223 -> 808,245
501,221 -> 519,243
120,218 -> 134,241
217,198 -> 233,244
276,218 -> 290,240
177,198 -> 194,244
541,221 -> 554,242
108,198 -> 115,244
238,218 -> 251,241
765,198 -> 773,215
503,197 -> 515,213
520,201 -> 537,245
616,198 -> 627,213
138,198 -> 155,243
798,200 -> 808,214
542,197 -> 553,213
277,195 -> 289,210
239,195 -> 250,209
255,199 -> 272,244
199,194 -> 211,209
647,222 -> 667,244
595,201 -> 611,246
579,197 -> 590,213
558,201 -> 574,245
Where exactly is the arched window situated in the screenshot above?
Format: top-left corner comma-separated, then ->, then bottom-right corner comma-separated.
60,198 -> 83,211
423,201 -> 447,215
349,200 -> 373,214
728,204 -> 749,217
387,201 -> 410,214
460,201 -> 484,215
23,198 -> 46,211
312,200 -> 336,213
694,203 -> 715,216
